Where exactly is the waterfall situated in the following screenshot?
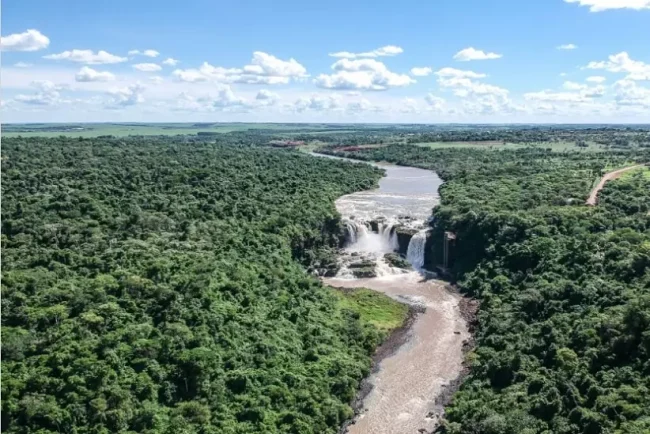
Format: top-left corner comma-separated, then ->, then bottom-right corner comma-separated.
344,219 -> 369,246
406,229 -> 428,269
378,221 -> 399,252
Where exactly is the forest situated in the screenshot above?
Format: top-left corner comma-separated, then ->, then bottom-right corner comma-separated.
1,136 -> 399,434
325,143 -> 650,434
3,127 -> 650,434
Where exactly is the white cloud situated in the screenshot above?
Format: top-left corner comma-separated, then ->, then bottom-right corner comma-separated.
586,76 -> 607,83
75,66 -> 116,82
315,58 -> 415,91
524,86 -> 605,103
162,57 -> 179,66
294,94 -> 342,112
149,76 -> 164,84
586,52 -> 650,81
329,45 -> 403,59
44,49 -> 127,64
410,67 -> 433,77
435,67 -> 487,79
256,89 -> 279,101
133,63 -> 162,72
14,80 -> 66,106
453,47 -> 502,61
347,98 -> 382,114
107,83 -> 145,107
400,98 -> 421,114
212,86 -> 248,109
564,0 -> 650,12
1,29 -> 50,52
172,51 -> 307,85
614,79 -> 650,107
255,89 -> 280,106
129,49 -> 160,57
563,81 -> 588,91
557,44 -> 578,50
14,62 -> 33,68
425,94 -> 446,111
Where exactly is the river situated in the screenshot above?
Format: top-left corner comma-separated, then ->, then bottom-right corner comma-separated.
312,152 -> 469,434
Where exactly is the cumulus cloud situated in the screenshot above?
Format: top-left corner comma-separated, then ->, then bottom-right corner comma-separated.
172,51 -> 307,85
133,63 -> 162,72
425,94 -> 446,110
435,67 -> 516,115
563,81 -> 588,91
44,49 -> 127,64
314,58 -> 415,91
453,47 -> 502,61
1,29 -> 50,51
256,89 -> 279,104
293,94 -> 342,112
129,49 -> 160,57
75,66 -> 116,82
586,76 -> 607,83
586,52 -> 650,81
557,44 -> 578,50
410,67 -> 433,77
106,83 -> 145,107
14,80 -> 66,106
435,67 -> 487,79
211,86 -> 248,109
614,79 -> 650,108
149,76 -> 164,84
525,83 -> 606,103
564,0 -> 650,12
329,45 -> 403,59
347,98 -> 382,114
162,57 -> 179,66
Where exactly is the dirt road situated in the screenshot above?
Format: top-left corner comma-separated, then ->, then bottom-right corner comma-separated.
586,164 -> 646,206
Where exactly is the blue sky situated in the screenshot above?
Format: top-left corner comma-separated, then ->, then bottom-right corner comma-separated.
2,0 -> 650,123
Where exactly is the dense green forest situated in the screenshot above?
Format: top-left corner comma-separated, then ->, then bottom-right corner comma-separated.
0,137 -> 400,434
325,144 -> 650,434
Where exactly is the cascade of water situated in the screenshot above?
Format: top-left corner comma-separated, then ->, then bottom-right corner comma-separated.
377,220 -> 399,252
406,229 -> 429,269
344,219 -> 370,246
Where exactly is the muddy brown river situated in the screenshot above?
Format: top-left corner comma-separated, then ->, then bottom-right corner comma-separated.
313,153 -> 468,434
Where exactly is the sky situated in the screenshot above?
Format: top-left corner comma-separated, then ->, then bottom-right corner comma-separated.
2,0 -> 650,124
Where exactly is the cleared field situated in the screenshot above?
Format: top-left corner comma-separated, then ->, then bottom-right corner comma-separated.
1,123 -> 362,138
413,141 -> 606,151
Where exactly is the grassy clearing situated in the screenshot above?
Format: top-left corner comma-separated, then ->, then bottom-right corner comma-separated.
333,287 -> 408,333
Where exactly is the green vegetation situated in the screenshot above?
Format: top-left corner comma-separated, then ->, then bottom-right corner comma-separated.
1,136 -> 389,434
333,288 -> 408,334
4,124 -> 650,434
325,143 -> 650,434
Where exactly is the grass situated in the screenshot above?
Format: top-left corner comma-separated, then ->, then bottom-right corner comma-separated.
333,288 -> 408,333
618,165 -> 650,181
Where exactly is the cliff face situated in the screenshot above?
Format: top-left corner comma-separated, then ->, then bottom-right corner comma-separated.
395,227 -> 418,256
